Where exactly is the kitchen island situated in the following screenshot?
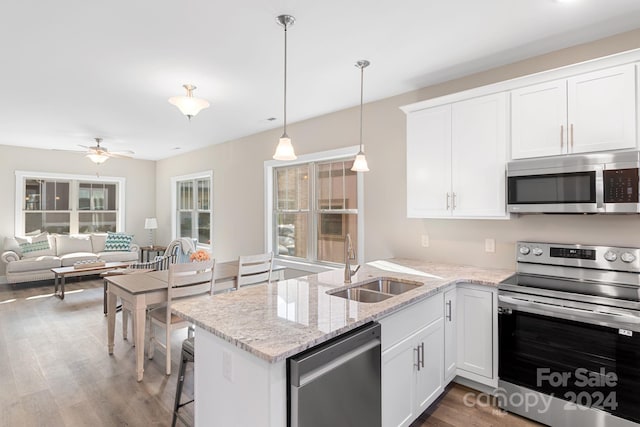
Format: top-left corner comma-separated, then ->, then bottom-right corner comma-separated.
171,259 -> 513,426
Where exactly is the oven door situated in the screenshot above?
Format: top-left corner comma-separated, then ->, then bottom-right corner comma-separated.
507,167 -> 602,213
498,295 -> 640,423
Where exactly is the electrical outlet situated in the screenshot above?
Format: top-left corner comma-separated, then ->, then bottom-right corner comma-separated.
421,234 -> 430,247
485,238 -> 495,253
222,350 -> 233,382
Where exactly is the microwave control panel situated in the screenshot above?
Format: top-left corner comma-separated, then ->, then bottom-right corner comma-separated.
603,168 -> 639,203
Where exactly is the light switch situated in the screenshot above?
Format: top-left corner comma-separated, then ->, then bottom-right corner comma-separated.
421,234 -> 430,247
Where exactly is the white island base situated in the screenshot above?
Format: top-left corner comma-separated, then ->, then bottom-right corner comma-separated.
194,326 -> 287,426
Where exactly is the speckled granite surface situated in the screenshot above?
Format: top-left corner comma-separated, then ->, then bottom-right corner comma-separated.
171,258 -> 514,363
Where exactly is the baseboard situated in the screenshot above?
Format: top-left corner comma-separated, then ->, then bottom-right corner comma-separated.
453,376 -> 497,395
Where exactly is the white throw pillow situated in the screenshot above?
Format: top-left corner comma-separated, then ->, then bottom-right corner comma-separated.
16,232 -> 55,259
55,235 -> 93,255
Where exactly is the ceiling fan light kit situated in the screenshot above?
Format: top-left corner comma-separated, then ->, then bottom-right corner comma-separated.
83,137 -> 134,164
168,84 -> 210,120
273,14 -> 297,161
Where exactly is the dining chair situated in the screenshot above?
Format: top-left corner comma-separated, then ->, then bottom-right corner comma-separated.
147,259 -> 215,376
236,252 -> 274,290
120,251 -> 179,343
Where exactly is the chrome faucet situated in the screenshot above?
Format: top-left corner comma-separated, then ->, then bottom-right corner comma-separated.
344,233 -> 360,283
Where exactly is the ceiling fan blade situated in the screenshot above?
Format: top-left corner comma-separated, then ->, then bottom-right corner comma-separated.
107,152 -> 133,159
111,150 -> 135,156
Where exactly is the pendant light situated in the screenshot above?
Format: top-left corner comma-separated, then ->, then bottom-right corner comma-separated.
351,60 -> 370,172
273,14 -> 297,161
168,84 -> 210,120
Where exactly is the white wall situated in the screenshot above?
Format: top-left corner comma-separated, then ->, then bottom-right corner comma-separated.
155,27 -> 640,270
0,144 -> 156,278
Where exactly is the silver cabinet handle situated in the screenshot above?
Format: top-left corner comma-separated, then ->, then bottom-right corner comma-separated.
420,342 -> 425,369
446,192 -> 450,210
452,192 -> 457,210
560,125 -> 564,151
446,300 -> 452,321
570,123 -> 574,151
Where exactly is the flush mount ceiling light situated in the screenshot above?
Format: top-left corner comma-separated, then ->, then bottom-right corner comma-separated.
273,14 -> 297,161
351,60 -> 370,172
168,84 -> 210,120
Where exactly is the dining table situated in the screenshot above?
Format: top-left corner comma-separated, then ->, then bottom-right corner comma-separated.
105,261 -> 285,381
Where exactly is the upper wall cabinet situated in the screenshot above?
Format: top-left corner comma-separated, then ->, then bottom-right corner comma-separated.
511,64 -> 637,159
406,92 -> 508,219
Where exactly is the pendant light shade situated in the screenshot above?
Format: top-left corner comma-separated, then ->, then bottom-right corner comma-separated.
351,60 -> 370,172
168,84 -> 210,120
273,14 -> 297,161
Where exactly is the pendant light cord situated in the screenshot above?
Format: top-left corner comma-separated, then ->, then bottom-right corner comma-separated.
283,23 -> 288,137
359,64 -> 364,151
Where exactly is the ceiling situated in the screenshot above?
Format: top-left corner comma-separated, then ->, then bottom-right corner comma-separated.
2,0 -> 640,161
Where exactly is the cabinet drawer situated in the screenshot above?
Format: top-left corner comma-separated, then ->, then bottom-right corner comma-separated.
380,293 -> 443,351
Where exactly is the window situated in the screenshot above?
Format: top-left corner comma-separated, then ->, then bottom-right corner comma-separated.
267,147 -> 363,266
171,171 -> 212,248
16,171 -> 125,235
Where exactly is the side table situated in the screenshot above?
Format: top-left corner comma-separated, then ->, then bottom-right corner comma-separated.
139,245 -> 166,262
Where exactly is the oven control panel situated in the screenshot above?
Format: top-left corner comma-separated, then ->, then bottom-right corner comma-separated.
516,241 -> 640,272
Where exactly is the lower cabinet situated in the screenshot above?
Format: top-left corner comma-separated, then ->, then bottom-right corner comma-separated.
380,295 -> 444,427
455,285 -> 497,386
443,288 -> 457,383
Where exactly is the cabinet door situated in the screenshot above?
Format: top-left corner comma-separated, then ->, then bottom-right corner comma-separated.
406,105 -> 452,218
382,334 -> 418,427
451,92 -> 508,217
443,288 -> 457,383
568,64 -> 636,154
457,287 -> 493,378
415,319 -> 444,414
511,79 -> 568,159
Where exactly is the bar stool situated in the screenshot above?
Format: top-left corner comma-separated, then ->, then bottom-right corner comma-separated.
172,337 -> 195,427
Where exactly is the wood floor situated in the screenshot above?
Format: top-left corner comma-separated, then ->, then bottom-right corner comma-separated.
0,278 -> 541,427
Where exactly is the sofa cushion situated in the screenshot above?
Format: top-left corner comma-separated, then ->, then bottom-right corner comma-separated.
91,233 -> 108,253
59,252 -> 98,267
6,256 -> 61,273
98,251 -> 139,263
104,232 -> 133,252
16,232 -> 56,259
56,235 -> 93,256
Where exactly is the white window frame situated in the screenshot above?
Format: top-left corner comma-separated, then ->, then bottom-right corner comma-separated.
15,170 -> 126,236
265,146 -> 364,271
170,170 -> 213,250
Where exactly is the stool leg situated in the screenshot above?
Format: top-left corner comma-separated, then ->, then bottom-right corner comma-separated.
172,350 -> 189,427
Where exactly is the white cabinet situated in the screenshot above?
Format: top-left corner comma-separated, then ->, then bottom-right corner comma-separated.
406,92 -> 508,218
511,64 -> 636,159
443,288 -> 457,383
380,294 -> 444,427
456,286 -> 496,386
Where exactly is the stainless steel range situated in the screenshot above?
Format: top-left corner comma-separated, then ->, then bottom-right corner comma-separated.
498,242 -> 640,427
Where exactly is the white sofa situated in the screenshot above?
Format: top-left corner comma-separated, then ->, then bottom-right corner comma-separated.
1,233 -> 139,284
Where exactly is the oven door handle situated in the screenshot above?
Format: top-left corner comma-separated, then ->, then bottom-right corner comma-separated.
498,295 -> 640,329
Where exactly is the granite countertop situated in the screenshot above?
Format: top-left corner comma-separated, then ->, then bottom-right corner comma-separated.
171,258 -> 514,363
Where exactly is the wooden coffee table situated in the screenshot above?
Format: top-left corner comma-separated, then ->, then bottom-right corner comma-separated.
52,262 -> 130,299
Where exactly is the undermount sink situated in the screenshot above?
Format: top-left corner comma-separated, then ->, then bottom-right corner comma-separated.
328,277 -> 423,303
329,288 -> 393,303
356,278 -> 423,295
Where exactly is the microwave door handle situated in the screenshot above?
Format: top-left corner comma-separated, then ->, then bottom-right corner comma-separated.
595,167 -> 604,210
498,295 -> 640,328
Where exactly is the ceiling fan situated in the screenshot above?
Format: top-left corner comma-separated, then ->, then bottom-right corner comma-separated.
80,137 -> 134,164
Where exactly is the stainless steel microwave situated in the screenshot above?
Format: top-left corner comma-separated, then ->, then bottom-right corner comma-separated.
507,151 -> 640,214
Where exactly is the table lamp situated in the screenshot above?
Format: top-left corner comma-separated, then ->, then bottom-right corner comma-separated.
144,217 -> 158,248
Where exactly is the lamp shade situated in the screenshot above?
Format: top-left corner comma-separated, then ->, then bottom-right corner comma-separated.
168,95 -> 210,117
273,135 -> 297,160
144,217 -> 158,230
87,153 -> 109,164
351,152 -> 370,172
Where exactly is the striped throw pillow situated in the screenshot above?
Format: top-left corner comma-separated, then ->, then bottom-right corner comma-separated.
103,232 -> 133,252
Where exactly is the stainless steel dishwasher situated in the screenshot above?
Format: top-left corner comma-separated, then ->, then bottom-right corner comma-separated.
288,322 -> 381,427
